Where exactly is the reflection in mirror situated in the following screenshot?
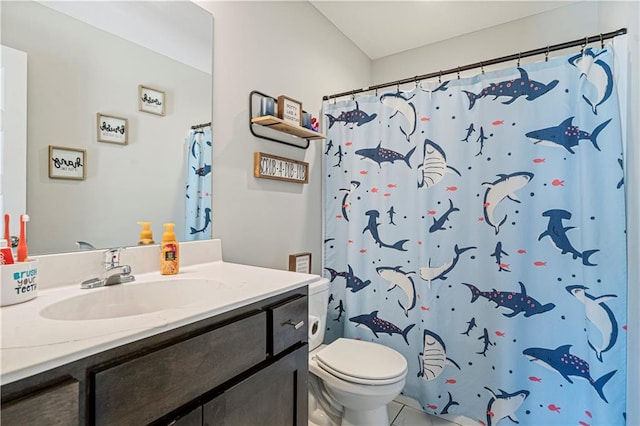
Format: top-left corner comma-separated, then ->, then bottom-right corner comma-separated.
0,1 -> 213,255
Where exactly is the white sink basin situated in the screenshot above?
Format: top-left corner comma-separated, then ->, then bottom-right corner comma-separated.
40,278 -> 225,321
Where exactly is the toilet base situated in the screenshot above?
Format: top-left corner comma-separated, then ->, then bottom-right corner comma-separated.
342,405 -> 388,426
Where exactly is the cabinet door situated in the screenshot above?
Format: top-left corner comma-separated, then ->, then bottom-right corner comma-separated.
203,346 -> 308,426
168,405 -> 202,426
0,379 -> 79,426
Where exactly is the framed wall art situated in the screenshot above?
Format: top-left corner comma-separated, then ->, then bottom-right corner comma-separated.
253,152 -> 309,184
96,113 -> 128,144
277,95 -> 302,126
48,145 -> 86,180
288,252 -> 311,274
138,84 -> 165,116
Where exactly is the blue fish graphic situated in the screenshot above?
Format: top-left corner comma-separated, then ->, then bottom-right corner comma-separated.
482,172 -> 534,234
355,143 -> 415,168
461,317 -> 477,336
189,207 -> 212,235
429,199 -> 459,233
566,285 -> 618,362
538,209 -> 599,266
380,93 -> 417,141
349,310 -> 415,345
376,266 -> 416,317
417,329 -> 461,380
418,139 -> 461,189
339,180 -> 360,222
363,210 -> 409,251
526,117 -> 611,154
463,68 -> 558,109
523,345 -> 616,403
568,48 -> 614,114
325,265 -> 371,293
490,241 -> 510,272
461,123 -> 476,142
325,101 -> 377,128
419,245 -> 476,287
463,281 -> 555,318
484,387 -> 530,426
192,164 -> 211,177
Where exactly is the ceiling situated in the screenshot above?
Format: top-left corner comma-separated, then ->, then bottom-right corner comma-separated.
309,1 -> 577,60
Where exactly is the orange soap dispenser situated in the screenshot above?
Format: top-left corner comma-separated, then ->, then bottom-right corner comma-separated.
160,223 -> 179,275
137,221 -> 155,245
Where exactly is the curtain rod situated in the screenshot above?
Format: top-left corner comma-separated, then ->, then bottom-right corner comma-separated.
191,122 -> 211,130
323,28 -> 627,101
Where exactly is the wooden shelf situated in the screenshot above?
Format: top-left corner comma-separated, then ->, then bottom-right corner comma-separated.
251,116 -> 326,140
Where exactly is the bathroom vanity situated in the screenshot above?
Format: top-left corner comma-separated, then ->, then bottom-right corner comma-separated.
0,255 -> 314,425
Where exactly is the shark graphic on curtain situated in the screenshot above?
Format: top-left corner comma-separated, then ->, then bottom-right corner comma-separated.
185,127 -> 212,240
323,45 -> 627,425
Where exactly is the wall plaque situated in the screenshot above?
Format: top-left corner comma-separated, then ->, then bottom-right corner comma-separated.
288,252 -> 311,274
277,95 -> 302,126
254,152 -> 308,184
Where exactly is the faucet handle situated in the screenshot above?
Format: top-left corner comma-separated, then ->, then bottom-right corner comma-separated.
104,247 -> 125,268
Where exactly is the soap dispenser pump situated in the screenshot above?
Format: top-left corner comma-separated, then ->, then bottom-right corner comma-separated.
137,221 -> 155,245
160,223 -> 179,275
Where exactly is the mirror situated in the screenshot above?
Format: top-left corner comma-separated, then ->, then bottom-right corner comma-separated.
1,0 -> 213,255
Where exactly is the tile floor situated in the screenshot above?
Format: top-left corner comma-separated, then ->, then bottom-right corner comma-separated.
388,399 -> 461,426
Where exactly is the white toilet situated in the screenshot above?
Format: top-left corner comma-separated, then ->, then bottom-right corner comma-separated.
308,278 -> 408,426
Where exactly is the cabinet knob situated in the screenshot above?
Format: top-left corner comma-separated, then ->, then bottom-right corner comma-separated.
282,319 -> 304,330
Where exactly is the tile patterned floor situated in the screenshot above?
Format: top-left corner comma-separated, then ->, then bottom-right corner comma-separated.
388,401 -> 459,426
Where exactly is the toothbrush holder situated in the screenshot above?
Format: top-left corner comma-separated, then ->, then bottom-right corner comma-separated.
1,259 -> 38,306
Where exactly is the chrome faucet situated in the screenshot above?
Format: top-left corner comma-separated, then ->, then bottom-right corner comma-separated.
81,248 -> 135,289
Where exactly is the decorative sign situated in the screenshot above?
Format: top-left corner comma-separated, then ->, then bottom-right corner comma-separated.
48,145 -> 86,180
289,253 -> 311,274
138,84 -> 165,116
277,95 -> 302,126
254,152 -> 309,184
97,113 -> 128,144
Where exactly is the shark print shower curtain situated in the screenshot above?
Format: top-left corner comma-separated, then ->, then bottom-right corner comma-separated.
185,127 -> 212,240
323,45 -> 627,425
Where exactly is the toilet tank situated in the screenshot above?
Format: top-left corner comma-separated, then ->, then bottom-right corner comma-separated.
308,278 -> 330,351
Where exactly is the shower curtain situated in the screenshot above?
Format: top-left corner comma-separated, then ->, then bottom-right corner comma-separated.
323,45 -> 627,425
185,127 -> 212,240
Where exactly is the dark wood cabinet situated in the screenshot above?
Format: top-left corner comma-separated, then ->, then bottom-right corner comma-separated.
94,312 -> 267,426
168,405 -> 203,426
203,345 -> 308,426
0,379 -> 79,426
1,288 -> 308,426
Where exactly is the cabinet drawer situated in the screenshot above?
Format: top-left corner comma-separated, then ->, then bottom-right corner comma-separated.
1,379 -> 79,426
269,295 -> 307,355
93,311 -> 266,426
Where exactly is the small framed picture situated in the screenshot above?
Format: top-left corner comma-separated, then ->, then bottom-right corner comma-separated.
48,145 -> 86,180
277,95 -> 302,126
288,252 -> 312,274
138,85 -> 165,116
96,113 -> 128,144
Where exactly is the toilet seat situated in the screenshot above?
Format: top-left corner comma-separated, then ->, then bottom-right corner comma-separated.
315,338 -> 407,385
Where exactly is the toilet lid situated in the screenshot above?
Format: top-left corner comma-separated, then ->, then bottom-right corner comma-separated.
315,338 -> 407,385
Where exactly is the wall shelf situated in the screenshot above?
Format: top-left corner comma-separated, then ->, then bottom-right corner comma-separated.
251,116 -> 326,140
249,90 -> 325,150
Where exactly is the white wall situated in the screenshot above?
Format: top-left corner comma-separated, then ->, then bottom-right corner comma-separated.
197,1 -> 371,274
371,2 -> 639,423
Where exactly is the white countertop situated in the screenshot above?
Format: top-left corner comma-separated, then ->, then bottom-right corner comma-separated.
1,261 -> 318,385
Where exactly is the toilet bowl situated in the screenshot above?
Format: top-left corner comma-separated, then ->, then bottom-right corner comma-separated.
308,278 -> 408,426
